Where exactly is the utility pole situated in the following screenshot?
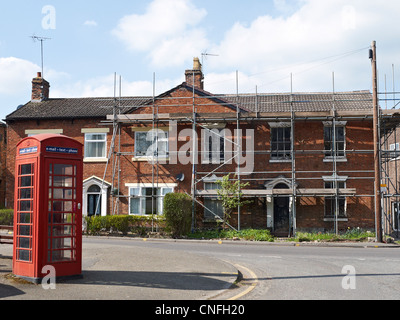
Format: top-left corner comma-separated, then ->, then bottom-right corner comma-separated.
371,40 -> 383,243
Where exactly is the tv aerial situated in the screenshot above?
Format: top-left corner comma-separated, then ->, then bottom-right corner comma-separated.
31,35 -> 51,78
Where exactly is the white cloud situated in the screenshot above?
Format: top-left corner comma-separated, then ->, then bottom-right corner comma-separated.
84,20 -> 98,27
206,0 -> 400,93
51,74 -> 183,99
0,57 -> 39,95
112,0 -> 208,68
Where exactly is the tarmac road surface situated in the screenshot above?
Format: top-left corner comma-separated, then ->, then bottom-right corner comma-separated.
0,238 -> 238,300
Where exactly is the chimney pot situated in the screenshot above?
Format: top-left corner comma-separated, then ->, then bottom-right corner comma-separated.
185,57 -> 204,90
37,72 -> 42,78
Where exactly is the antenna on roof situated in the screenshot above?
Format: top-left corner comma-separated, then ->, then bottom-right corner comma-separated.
201,51 -> 219,66
30,35 -> 51,78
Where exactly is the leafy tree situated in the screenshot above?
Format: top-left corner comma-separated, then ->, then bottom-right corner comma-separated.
215,174 -> 252,229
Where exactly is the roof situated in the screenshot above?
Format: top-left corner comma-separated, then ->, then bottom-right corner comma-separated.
6,96 -> 152,121
221,91 -> 373,113
6,85 -> 372,122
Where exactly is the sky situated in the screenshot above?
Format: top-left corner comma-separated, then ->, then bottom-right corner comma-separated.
1,0 -> 400,120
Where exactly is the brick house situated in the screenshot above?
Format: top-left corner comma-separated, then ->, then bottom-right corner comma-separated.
0,121 -> 6,207
5,60 -> 376,235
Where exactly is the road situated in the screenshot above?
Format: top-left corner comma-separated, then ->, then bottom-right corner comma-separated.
90,238 -> 400,300
1,237 -> 400,301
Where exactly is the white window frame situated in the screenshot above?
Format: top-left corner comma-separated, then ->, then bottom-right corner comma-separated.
202,128 -> 225,164
202,175 -> 224,220
127,183 -> 176,216
134,130 -> 169,160
323,121 -> 347,162
323,175 -> 348,220
269,122 -> 292,162
84,132 -> 107,161
390,143 -> 400,160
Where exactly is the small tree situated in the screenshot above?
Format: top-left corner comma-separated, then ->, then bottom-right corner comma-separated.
215,174 -> 252,229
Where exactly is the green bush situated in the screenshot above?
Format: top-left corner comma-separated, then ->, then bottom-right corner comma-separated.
84,214 -> 166,236
0,209 -> 14,226
108,215 -> 130,235
293,228 -> 375,242
188,229 -> 274,242
163,193 -> 192,237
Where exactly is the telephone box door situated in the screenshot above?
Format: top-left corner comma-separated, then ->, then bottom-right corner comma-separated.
45,158 -> 82,276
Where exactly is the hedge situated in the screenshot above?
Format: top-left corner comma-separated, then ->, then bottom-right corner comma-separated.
0,209 -> 14,226
84,215 -> 166,236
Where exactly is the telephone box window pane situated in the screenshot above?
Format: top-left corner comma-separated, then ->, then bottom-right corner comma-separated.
53,213 -> 73,224
51,250 -> 73,262
53,188 -> 73,200
53,176 -> 73,187
21,176 -> 32,187
20,164 -> 33,175
20,188 -> 32,199
18,250 -> 30,262
19,237 -> 31,249
52,225 -> 73,237
19,225 -> 31,236
54,164 -> 74,176
52,201 -> 73,212
19,212 -> 31,224
62,238 -> 73,249
20,200 -> 32,212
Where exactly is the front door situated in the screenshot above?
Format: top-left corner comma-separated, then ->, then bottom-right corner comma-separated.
274,196 -> 290,234
47,160 -> 81,264
273,183 -> 290,235
87,194 -> 101,216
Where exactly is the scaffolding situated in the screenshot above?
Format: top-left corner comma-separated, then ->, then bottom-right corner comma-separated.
94,69 -> 384,238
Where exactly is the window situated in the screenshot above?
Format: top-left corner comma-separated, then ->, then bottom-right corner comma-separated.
271,127 -> 292,160
324,180 -> 346,218
204,182 -> 224,220
390,143 -> 400,159
324,124 -> 346,158
84,133 -> 107,159
203,129 -> 225,164
134,130 -> 169,158
129,187 -> 173,215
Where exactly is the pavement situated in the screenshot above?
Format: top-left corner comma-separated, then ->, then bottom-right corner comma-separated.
0,236 -> 399,300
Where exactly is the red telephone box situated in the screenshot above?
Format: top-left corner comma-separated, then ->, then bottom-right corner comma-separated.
13,134 -> 83,283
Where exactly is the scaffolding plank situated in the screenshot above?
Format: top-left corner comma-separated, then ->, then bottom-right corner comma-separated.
196,188 -> 356,197
106,114 -> 171,122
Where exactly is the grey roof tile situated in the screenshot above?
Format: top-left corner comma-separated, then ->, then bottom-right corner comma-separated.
6,97 -> 152,121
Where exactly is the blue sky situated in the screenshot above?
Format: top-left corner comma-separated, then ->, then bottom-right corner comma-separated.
1,0 -> 400,120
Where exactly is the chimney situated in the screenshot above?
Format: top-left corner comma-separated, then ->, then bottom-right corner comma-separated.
31,72 -> 50,102
185,57 -> 204,90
